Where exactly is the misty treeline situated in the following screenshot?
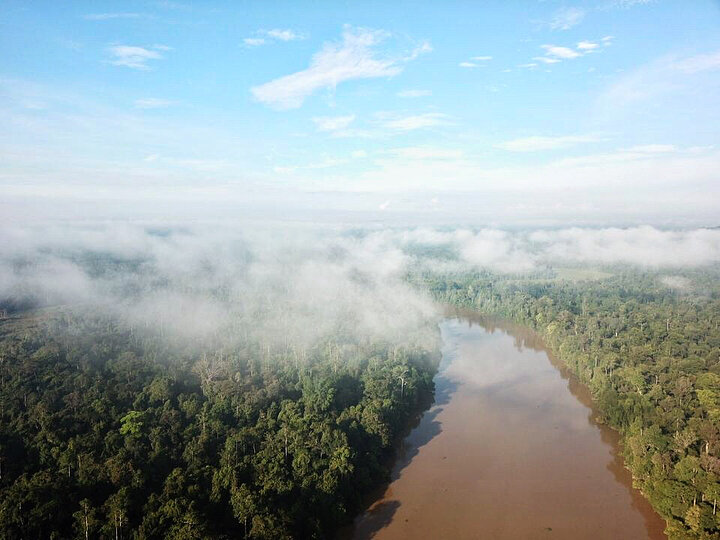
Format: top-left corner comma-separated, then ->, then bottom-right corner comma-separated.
0,309 -> 439,539
0,224 -> 444,538
1,223 -> 720,538
0,227 -> 439,538
425,269 -> 720,539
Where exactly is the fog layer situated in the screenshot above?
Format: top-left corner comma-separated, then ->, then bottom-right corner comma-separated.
2,223 -> 718,343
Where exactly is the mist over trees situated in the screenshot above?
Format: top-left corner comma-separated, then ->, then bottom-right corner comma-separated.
3,223 -> 718,325
0,223 -> 451,538
1,222 -> 719,538
0,307 -> 439,538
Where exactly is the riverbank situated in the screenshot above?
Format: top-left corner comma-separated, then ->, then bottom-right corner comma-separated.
346,312 -> 667,539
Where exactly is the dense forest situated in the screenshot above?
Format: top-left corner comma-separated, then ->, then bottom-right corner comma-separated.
423,269 -> 720,539
3,243 -> 720,540
0,309 -> 438,539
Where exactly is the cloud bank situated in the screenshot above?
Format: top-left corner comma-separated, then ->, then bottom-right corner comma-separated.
377,226 -> 720,272
2,224 -> 717,347
0,224 -> 438,348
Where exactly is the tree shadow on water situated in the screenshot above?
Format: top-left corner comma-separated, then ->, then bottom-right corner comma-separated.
433,372 -> 458,408
349,500 -> 402,539
393,405 -> 444,474
338,327 -> 462,539
391,369 -> 460,472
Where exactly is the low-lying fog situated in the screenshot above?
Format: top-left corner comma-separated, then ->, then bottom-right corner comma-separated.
2,223 -> 719,345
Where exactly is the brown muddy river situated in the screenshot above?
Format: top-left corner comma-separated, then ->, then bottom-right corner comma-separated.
347,313 -> 667,539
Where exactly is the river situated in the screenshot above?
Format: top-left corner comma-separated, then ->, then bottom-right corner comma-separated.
346,312 -> 667,539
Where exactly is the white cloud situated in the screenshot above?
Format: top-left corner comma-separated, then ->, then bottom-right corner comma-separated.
244,29 -> 306,47
460,56 -> 490,68
108,45 -> 166,70
134,98 -> 177,109
407,226 -> 720,272
309,112 -> 450,139
313,114 -> 356,132
266,29 -> 304,41
251,27 -> 426,109
494,134 -> 603,152
549,7 -> 585,30
243,38 -> 266,47
542,44 -> 582,59
529,226 -> 720,268
577,41 -> 599,50
458,230 -> 537,273
397,89 -> 431,98
290,144 -> 719,226
4,225 -> 716,347
533,56 -> 560,64
380,113 -> 450,132
0,223 -> 441,347
530,43 -> 590,66
518,63 -> 538,69
405,41 -> 433,60
687,145 -> 716,153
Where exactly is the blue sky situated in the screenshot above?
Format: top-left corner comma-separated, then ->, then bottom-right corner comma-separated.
1,0 -> 720,226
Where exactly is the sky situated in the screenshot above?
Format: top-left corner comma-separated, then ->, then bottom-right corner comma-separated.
1,0 -> 720,226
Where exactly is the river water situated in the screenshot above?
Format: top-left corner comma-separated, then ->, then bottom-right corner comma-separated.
347,313 -> 667,539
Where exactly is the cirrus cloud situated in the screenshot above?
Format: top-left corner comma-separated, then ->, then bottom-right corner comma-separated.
313,114 -> 356,132
379,112 -> 450,132
251,26 -> 429,109
134,98 -> 177,109
108,45 -> 168,70
548,7 -> 585,30
243,28 -> 306,47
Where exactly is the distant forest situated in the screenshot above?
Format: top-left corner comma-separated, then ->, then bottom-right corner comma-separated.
2,265 -> 720,539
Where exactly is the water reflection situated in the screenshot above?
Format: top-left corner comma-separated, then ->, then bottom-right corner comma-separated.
346,312 -> 667,540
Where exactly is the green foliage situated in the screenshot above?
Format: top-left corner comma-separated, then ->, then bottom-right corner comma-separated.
426,269 -> 720,539
119,411 -> 144,438
0,311 -> 439,538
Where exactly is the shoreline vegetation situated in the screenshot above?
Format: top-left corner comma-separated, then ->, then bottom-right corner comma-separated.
2,265 -> 719,539
0,308 -> 440,539
425,270 -> 720,540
